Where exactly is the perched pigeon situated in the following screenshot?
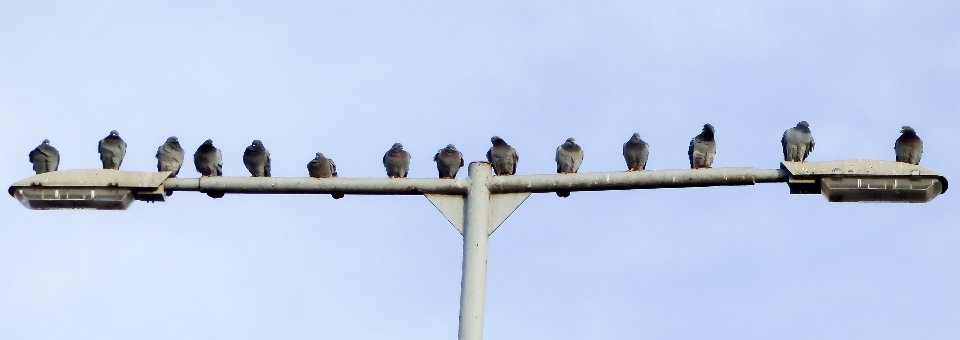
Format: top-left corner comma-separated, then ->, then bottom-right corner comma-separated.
556,138 -> 583,174
308,153 -> 343,199
307,152 -> 338,178
194,140 -> 223,177
29,139 -> 59,174
156,136 -> 185,177
243,140 -> 271,177
194,139 -> 224,198
782,121 -> 815,162
433,144 -> 463,179
688,124 -> 716,169
555,137 -> 584,198
895,126 -> 923,165
98,130 -> 127,170
383,143 -> 411,178
622,133 -> 649,171
486,136 -> 518,176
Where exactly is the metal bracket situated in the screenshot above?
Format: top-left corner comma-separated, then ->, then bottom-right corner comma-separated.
425,192 -> 531,236
425,194 -> 465,235
487,192 -> 530,235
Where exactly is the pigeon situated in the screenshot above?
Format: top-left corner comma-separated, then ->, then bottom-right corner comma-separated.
556,138 -> 583,174
307,153 -> 338,178
486,136 -> 518,176
243,140 -> 271,177
156,136 -> 185,177
433,144 -> 463,179
194,139 -> 224,198
194,140 -> 223,177
555,137 -> 584,197
383,143 -> 411,178
98,130 -> 127,170
688,124 -> 716,169
895,126 -> 923,165
622,133 -> 649,171
308,153 -> 343,199
782,121 -> 815,162
29,139 -> 59,174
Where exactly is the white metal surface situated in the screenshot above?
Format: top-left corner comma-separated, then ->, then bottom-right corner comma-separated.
488,192 -> 530,236
486,167 -> 787,193
425,194 -> 465,234
459,162 -> 491,340
165,176 -> 469,195
780,159 -> 944,177
8,169 -> 171,191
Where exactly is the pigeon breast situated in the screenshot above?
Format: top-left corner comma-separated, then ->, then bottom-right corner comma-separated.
98,134 -> 127,170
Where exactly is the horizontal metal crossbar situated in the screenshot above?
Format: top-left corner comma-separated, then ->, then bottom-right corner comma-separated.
162,167 -> 789,195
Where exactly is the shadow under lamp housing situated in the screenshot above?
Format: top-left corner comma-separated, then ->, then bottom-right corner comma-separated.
8,170 -> 171,210
782,160 -> 948,203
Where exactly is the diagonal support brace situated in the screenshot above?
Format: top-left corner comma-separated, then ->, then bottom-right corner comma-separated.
425,192 -> 529,236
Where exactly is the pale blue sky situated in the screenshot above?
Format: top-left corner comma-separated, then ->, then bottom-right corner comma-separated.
1,1 -> 958,339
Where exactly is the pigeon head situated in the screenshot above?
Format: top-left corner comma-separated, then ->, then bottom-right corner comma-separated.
166,136 -> 179,143
392,143 -> 404,150
252,140 -> 263,147
901,126 -> 916,134
42,139 -> 51,145
797,121 -> 810,129
445,144 -> 457,151
109,130 -> 120,137
631,133 -> 641,139
565,137 -> 576,144
698,124 -> 715,140
491,136 -> 506,145
202,139 -> 214,147
315,152 -> 323,158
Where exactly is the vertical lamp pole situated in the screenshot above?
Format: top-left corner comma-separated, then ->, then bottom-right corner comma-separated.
460,162 -> 491,340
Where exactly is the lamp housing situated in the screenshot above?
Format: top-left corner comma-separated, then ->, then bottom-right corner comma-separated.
8,169 -> 171,210
781,160 -> 947,203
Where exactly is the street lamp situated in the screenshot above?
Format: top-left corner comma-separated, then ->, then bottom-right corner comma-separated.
781,160 -> 947,203
9,169 -> 171,210
7,160 -> 949,340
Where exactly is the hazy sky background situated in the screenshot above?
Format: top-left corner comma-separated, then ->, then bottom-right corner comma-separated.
1,1 -> 958,339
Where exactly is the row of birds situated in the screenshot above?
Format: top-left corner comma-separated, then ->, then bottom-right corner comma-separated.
27,123 -> 925,192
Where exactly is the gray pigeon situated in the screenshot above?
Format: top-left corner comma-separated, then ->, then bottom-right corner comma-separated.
486,136 -> 518,176
156,136 -> 185,177
556,138 -> 583,173
782,121 -> 815,162
555,137 -> 584,198
29,139 -> 59,174
383,143 -> 411,178
307,152 -> 338,178
688,124 -> 716,169
433,144 -> 464,179
194,139 -> 223,177
194,139 -> 224,198
98,130 -> 127,170
895,126 -> 923,165
622,133 -> 649,171
308,153 -> 343,199
243,140 -> 271,177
